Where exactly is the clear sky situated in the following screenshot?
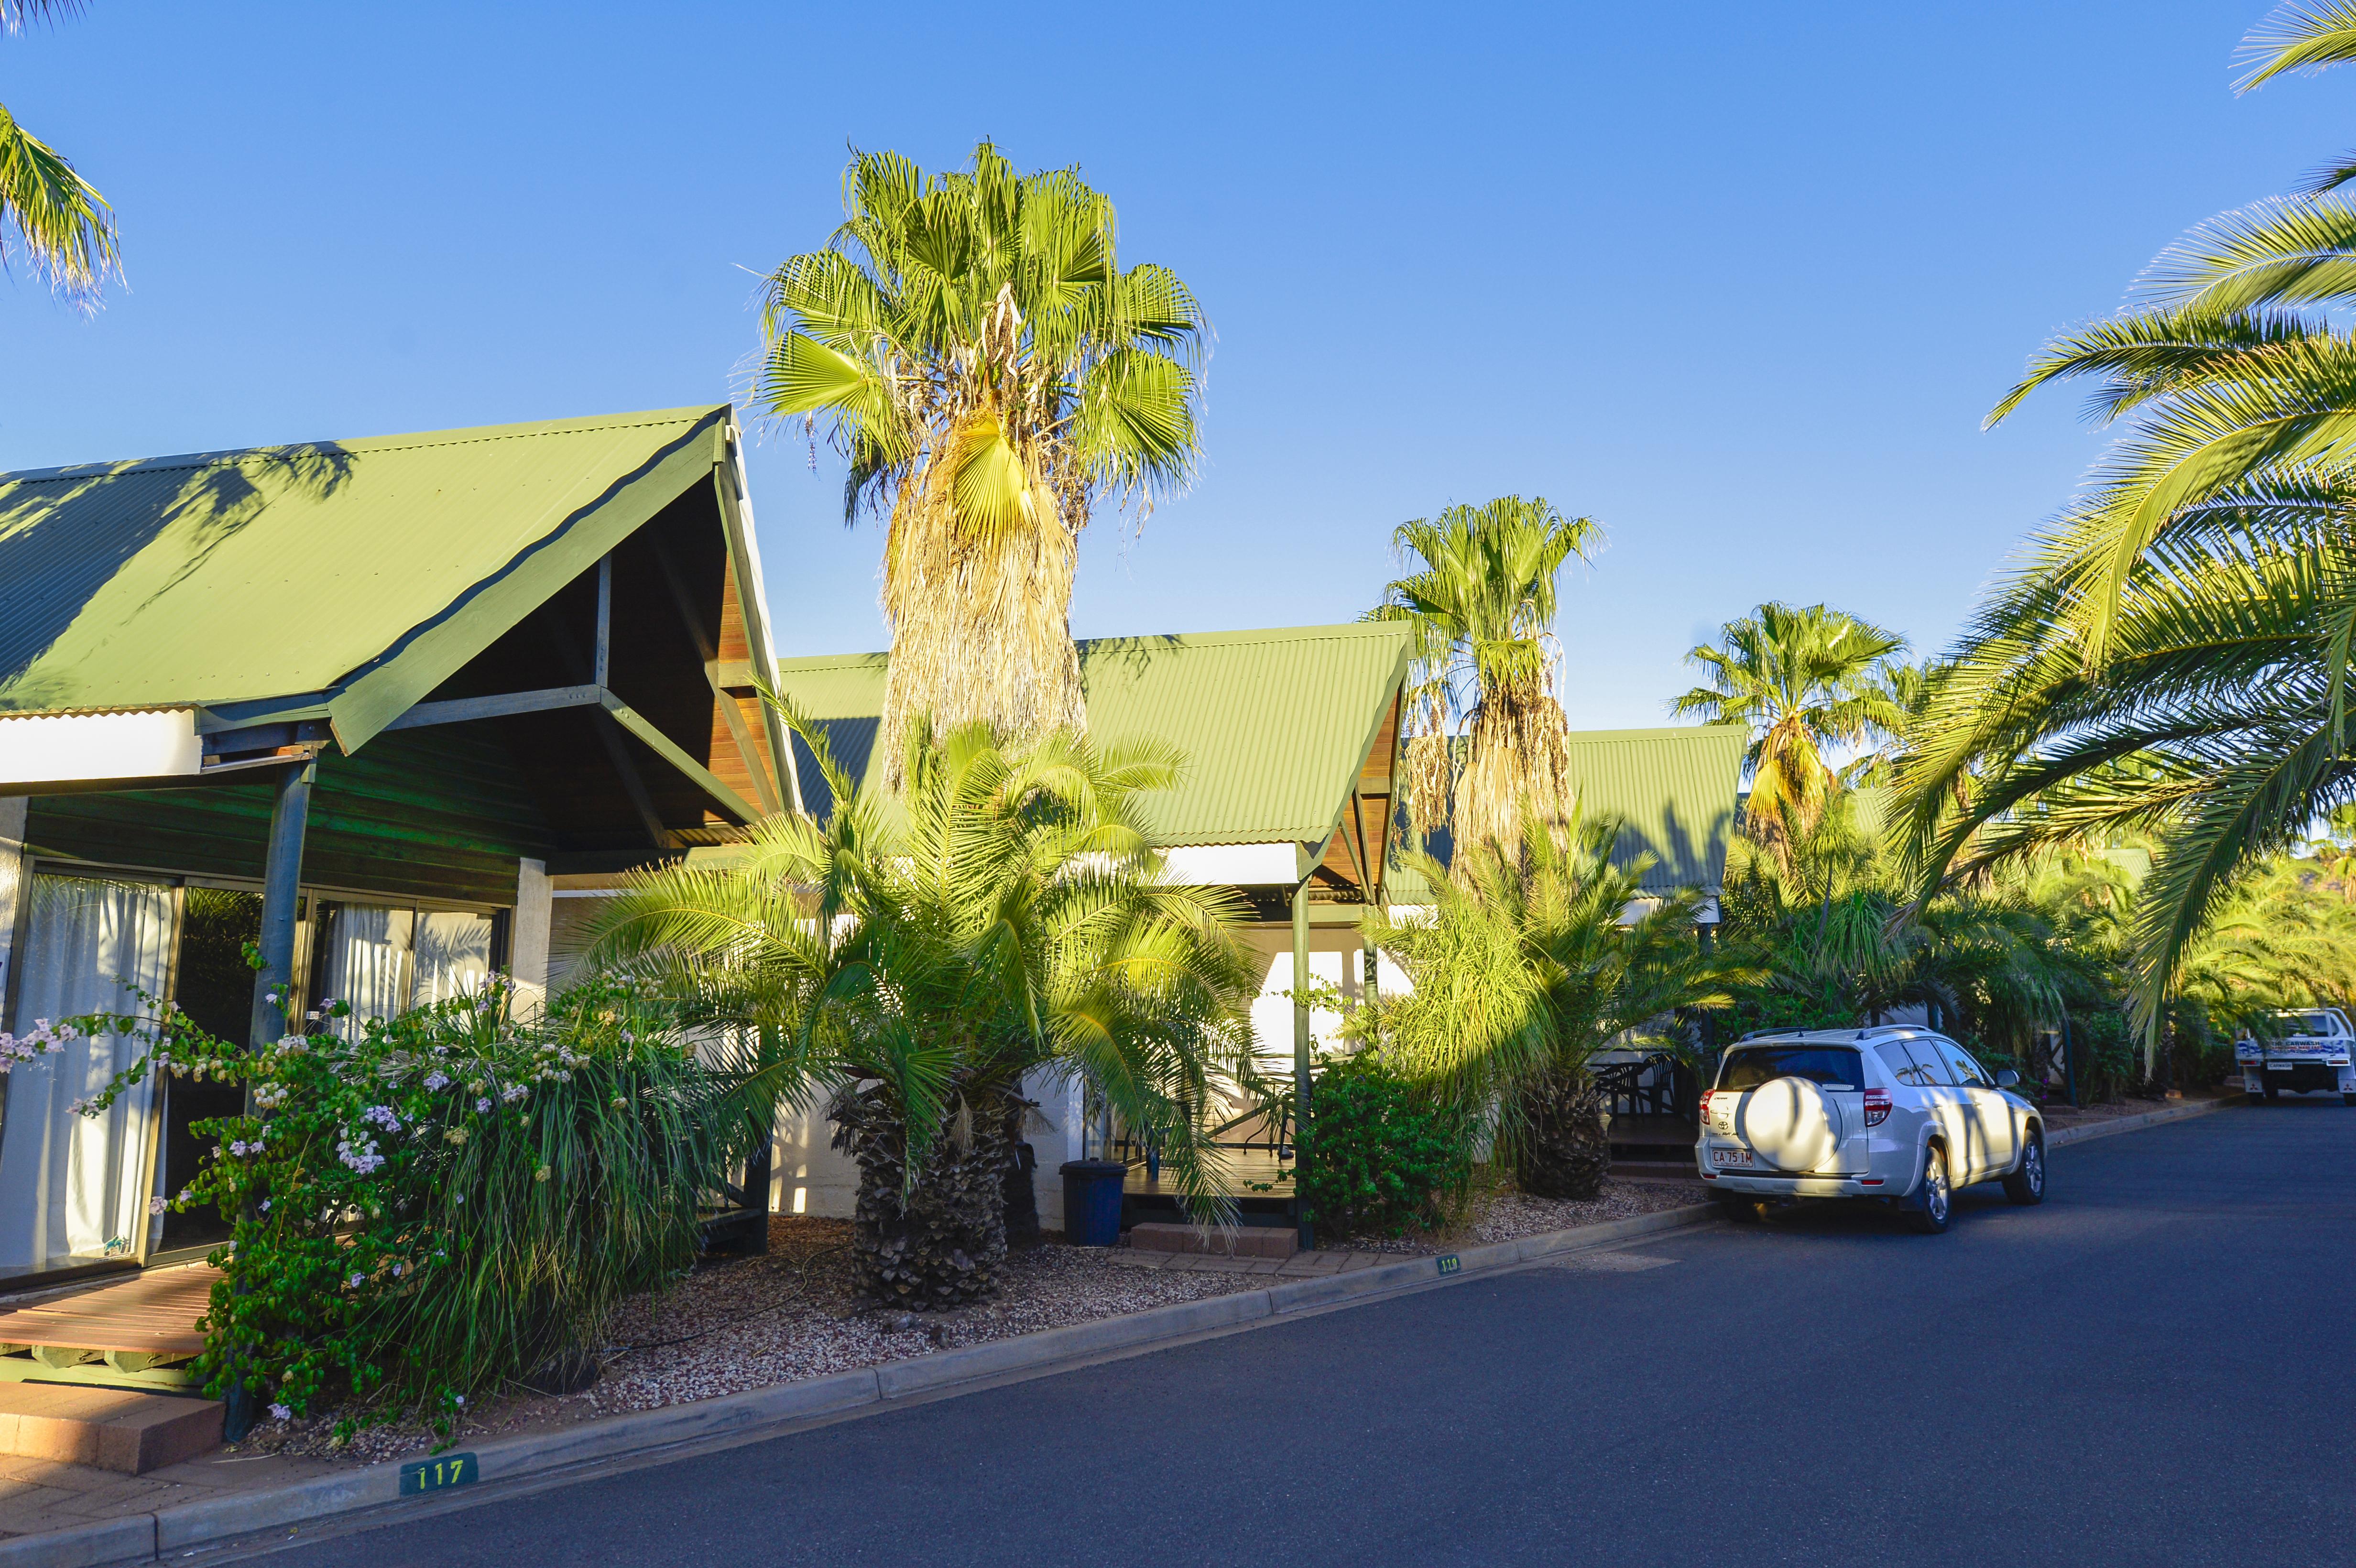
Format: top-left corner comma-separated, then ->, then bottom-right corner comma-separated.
5,1 -> 2344,728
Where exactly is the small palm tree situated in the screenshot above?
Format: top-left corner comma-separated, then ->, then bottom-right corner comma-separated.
754,142 -> 1206,780
579,711 -> 1257,1307
1,1 -> 117,308
1368,810 -> 1733,1200
1373,496 -> 1600,860
1671,603 -> 1905,864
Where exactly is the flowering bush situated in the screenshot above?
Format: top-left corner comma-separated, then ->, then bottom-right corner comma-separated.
64,978 -> 759,1442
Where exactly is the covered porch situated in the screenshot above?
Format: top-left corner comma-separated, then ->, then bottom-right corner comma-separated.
0,405 -> 796,1291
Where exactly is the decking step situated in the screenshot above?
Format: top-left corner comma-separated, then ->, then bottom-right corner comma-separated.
0,1384 -> 222,1473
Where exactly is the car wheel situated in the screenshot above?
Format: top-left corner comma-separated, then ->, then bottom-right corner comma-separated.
1714,1193 -> 1764,1224
2264,1083 -> 2280,1101
1904,1144 -> 1952,1234
2002,1131 -> 2046,1206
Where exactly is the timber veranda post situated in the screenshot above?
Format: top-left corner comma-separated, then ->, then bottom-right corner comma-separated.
225,756 -> 316,1442
1292,875 -> 1313,1252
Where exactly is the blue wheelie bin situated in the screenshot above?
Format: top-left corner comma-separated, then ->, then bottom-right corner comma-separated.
1059,1159 -> 1126,1246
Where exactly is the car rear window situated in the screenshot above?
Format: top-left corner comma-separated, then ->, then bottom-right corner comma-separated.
1716,1045 -> 1865,1092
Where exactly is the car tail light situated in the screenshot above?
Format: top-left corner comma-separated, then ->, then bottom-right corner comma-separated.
1863,1088 -> 1891,1127
1698,1089 -> 1714,1121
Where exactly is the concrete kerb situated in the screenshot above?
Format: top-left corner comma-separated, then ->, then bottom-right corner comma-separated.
0,1104 -> 2241,1568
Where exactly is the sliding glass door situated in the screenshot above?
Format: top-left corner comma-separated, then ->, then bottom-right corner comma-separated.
0,874 -> 176,1274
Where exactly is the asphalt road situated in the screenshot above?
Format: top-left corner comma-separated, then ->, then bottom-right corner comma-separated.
251,1101 -> 2356,1568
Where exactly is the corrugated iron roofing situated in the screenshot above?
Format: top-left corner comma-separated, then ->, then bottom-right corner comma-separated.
0,406 -> 730,749
1389,724 -> 1748,900
775,623 -> 1410,849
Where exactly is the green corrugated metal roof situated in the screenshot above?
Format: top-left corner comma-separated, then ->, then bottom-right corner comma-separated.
777,622 -> 1410,849
1388,723 -> 1748,901
0,406 -> 731,750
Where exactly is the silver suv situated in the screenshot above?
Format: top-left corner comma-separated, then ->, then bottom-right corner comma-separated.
1695,1026 -> 2047,1234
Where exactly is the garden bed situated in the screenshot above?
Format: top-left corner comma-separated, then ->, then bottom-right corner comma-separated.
241,1217 -> 1268,1465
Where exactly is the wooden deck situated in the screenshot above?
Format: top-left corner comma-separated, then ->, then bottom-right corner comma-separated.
1123,1146 -> 1294,1197
0,1266 -> 217,1392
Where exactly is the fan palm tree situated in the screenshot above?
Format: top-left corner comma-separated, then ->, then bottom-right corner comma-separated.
1368,809 -> 1734,1199
578,709 -> 1257,1307
1372,496 -> 1600,860
1670,603 -> 1905,866
754,142 -> 1206,782
1896,5 -> 2356,1052
1,1 -> 117,308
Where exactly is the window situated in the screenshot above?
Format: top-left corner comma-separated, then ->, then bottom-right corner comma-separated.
1936,1041 -> 1989,1088
316,901 -> 498,1035
1717,1045 -> 1865,1092
1876,1042 -> 1937,1087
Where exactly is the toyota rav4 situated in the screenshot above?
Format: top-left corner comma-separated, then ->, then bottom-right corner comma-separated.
1695,1026 -> 2046,1234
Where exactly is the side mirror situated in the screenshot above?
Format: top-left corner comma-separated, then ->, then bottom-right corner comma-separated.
1994,1069 -> 2020,1089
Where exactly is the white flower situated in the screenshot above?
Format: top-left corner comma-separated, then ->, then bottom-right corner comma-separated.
453,1395 -> 466,1407
149,1196 -> 168,1215
268,1403 -> 291,1422
260,1199 -> 272,1212
476,1098 -> 491,1112
424,1071 -> 450,1091
349,1273 -> 364,1288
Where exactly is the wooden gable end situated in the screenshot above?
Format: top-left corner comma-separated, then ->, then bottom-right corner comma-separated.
1314,691 -> 1400,902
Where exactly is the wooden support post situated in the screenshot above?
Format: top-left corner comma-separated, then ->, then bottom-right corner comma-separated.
593,553 -> 612,691
1293,874 -> 1314,1253
227,756 -> 313,1443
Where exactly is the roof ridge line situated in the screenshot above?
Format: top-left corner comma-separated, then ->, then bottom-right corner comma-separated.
2,408 -> 724,486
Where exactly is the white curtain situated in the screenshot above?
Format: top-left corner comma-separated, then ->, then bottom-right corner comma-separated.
324,904 -> 414,1037
412,911 -> 492,1006
0,875 -> 176,1270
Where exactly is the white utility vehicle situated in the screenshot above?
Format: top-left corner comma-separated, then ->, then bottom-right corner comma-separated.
1695,1026 -> 2047,1235
2236,1009 -> 2356,1104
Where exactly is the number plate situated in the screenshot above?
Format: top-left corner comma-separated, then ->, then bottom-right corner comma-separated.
399,1452 -> 479,1497
1711,1147 -> 1754,1167
2268,1061 -> 2295,1071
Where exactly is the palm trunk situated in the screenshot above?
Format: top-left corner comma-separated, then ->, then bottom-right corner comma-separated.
829,1081 -> 1018,1308
1452,672 -> 1573,865
878,454 -> 1085,781
1516,1073 -> 1613,1200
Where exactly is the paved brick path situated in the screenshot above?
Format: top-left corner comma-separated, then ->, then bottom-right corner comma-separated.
1104,1245 -> 1404,1277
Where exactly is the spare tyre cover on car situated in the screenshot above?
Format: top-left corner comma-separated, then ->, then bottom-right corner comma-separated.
1735,1076 -> 1843,1172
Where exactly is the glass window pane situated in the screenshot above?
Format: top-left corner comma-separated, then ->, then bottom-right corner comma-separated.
321,903 -> 414,1035
1717,1046 -> 1865,1091
413,912 -> 493,1006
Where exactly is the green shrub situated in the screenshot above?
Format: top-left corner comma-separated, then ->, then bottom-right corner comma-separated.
1294,1052 -> 1471,1240
72,978 -> 757,1440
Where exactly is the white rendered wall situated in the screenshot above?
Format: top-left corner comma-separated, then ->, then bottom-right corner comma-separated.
510,858 -> 551,1016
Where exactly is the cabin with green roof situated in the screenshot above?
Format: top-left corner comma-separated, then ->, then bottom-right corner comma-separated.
0,405 -> 789,1283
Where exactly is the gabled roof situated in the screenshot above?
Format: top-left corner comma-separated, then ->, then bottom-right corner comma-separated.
0,406 -> 733,751
776,622 -> 1411,850
1390,723 -> 1748,900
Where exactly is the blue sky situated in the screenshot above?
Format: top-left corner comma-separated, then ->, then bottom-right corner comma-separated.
5,1 -> 2345,727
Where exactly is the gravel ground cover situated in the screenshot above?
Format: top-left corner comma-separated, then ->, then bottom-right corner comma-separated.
245,1217 -> 1265,1466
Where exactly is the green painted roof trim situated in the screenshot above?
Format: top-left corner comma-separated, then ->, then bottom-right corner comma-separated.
1388,722 -> 1749,902
775,622 -> 1411,850
0,405 -> 732,753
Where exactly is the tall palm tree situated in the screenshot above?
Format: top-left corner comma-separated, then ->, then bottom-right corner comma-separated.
1671,603 -> 1905,865
1,1 -> 117,308
1372,496 -> 1600,859
1897,4 -> 2356,1050
754,142 -> 1206,781
579,709 -> 1257,1307
1369,809 -> 1734,1199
